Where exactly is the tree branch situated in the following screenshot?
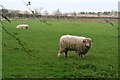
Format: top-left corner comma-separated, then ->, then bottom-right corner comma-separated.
104,19 -> 119,30
1,24 -> 39,59
23,1 -> 51,26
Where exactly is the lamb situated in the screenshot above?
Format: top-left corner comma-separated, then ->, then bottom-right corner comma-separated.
58,35 -> 92,59
16,24 -> 29,29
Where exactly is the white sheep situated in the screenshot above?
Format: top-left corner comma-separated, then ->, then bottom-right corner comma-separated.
16,24 -> 29,29
58,35 -> 92,59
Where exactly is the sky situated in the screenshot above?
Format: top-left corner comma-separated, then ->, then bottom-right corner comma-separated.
0,0 -> 119,13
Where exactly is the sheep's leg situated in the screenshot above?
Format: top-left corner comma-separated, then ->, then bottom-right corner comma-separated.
82,54 -> 85,58
80,54 -> 84,58
65,51 -> 68,58
77,51 -> 82,59
78,54 -> 81,57
78,53 -> 83,59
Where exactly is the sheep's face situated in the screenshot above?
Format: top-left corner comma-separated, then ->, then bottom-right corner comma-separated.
83,38 -> 92,48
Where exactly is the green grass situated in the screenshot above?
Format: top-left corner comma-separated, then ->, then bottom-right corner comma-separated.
2,19 -> 118,78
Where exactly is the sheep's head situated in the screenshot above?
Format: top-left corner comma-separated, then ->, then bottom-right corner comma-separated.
83,38 -> 92,48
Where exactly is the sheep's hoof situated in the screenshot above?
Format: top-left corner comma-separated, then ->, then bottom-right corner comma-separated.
79,55 -> 84,59
65,54 -> 68,58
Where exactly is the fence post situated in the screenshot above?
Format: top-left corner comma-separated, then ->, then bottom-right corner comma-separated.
0,5 -> 2,80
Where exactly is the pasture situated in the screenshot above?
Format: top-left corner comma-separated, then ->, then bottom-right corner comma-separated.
2,19 -> 118,78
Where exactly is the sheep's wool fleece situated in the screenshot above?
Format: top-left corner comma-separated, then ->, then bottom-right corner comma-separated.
17,24 -> 29,28
60,35 -> 86,51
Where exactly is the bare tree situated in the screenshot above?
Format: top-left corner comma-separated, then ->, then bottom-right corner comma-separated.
110,10 -> 118,16
43,10 -> 48,15
62,12 -> 68,16
24,10 -> 30,14
53,9 -> 62,19
34,7 -> 43,15
8,10 -> 20,18
43,10 -> 49,18
34,8 -> 40,15
70,12 -> 77,19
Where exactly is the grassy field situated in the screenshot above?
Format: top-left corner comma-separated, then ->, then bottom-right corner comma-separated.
2,19 -> 118,78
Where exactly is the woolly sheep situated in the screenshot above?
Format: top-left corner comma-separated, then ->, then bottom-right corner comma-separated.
16,24 -> 29,29
58,35 -> 92,59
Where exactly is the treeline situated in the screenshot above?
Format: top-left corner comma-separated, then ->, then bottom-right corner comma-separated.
0,9 -> 118,19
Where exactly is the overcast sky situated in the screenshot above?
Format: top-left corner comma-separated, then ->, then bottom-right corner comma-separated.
0,0 -> 119,13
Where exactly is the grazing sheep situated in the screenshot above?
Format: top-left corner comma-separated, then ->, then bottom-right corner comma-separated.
16,24 -> 29,29
58,35 -> 92,59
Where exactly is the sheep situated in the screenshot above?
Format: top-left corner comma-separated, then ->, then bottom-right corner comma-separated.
16,24 -> 29,29
58,35 -> 92,59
